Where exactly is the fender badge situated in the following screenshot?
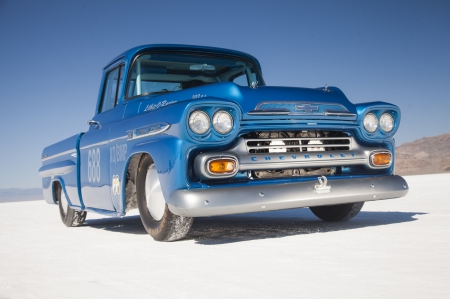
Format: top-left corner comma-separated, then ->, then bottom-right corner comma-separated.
112,175 -> 120,195
315,176 -> 331,194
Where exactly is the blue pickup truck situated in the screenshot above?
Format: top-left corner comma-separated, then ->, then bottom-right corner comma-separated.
39,44 -> 409,241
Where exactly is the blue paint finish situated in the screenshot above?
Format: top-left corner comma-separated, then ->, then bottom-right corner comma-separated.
39,44 -> 405,218
52,175 -> 82,209
38,160 -> 76,177
75,133 -> 85,209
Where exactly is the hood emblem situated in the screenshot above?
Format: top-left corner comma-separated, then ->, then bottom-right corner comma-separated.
295,104 -> 319,113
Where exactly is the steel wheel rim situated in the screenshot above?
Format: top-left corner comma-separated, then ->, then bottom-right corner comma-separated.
144,164 -> 165,221
60,190 -> 68,215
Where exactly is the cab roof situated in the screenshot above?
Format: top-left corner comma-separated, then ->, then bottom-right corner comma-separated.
103,44 -> 262,71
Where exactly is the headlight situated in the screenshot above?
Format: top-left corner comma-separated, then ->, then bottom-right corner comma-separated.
189,110 -> 210,134
380,113 -> 394,132
363,113 -> 378,133
212,111 -> 233,134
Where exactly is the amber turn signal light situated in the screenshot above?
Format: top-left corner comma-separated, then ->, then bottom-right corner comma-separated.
371,152 -> 392,166
208,159 -> 236,174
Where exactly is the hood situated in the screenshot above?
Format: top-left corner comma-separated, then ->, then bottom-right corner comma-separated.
134,82 -> 356,119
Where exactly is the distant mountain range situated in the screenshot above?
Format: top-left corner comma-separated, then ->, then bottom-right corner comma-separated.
0,188 -> 43,203
395,133 -> 450,176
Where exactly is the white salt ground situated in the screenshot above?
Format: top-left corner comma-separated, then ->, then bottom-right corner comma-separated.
1,173 -> 449,299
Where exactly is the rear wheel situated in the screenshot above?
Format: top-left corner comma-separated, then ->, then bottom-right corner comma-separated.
310,202 -> 364,221
137,155 -> 193,241
55,183 -> 86,227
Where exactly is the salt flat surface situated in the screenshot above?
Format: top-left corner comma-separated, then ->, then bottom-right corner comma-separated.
1,174 -> 449,299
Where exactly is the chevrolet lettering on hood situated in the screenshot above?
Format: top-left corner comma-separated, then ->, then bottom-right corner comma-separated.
39,44 -> 408,242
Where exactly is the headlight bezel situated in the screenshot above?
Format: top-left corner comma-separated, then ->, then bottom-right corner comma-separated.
186,102 -> 240,143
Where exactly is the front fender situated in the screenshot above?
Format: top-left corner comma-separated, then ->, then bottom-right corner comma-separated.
121,135 -> 192,213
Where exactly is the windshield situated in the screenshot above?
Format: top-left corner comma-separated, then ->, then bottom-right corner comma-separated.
126,52 -> 264,98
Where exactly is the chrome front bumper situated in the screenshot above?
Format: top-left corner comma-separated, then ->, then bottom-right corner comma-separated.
167,175 -> 409,217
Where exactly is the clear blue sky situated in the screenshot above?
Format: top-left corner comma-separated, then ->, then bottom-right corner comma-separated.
0,0 -> 449,188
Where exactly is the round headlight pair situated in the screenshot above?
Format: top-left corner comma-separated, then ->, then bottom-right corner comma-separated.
189,110 -> 233,135
363,113 -> 394,133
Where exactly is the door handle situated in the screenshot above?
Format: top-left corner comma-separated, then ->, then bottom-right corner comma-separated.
87,120 -> 101,129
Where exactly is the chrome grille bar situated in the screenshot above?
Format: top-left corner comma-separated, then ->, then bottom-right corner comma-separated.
245,137 -> 352,153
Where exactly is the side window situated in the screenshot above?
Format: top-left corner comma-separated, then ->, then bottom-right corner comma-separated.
232,73 -> 248,86
232,72 -> 257,87
99,65 -> 124,113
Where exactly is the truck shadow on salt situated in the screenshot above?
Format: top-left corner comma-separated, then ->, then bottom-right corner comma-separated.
187,209 -> 425,245
84,208 -> 426,245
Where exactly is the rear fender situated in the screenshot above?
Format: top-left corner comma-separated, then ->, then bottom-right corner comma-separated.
51,177 -> 69,206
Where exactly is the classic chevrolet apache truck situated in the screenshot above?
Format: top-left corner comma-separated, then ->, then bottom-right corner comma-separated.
39,44 -> 409,241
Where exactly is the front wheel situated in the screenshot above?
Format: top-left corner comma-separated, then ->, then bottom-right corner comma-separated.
55,183 -> 86,227
310,202 -> 364,221
136,155 -> 193,241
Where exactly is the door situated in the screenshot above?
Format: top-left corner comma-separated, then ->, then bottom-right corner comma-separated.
79,64 -> 125,211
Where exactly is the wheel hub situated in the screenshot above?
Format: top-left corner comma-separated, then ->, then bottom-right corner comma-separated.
60,191 -> 68,215
144,164 -> 166,221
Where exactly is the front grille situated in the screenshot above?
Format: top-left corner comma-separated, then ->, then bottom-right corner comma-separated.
242,130 -> 351,154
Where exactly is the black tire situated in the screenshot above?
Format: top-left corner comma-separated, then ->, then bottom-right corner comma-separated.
136,154 -> 193,241
55,183 -> 87,227
310,202 -> 364,222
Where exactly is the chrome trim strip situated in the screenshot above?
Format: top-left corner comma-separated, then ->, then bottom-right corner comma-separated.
247,109 -> 291,115
109,135 -> 128,143
245,136 -> 352,151
239,156 -> 368,171
245,137 -> 352,141
79,141 -> 109,151
324,110 -> 357,116
39,160 -> 76,177
246,109 -> 357,117
41,149 -> 76,162
255,101 -> 349,111
128,122 -> 171,140
168,175 -> 409,217
246,144 -> 351,150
